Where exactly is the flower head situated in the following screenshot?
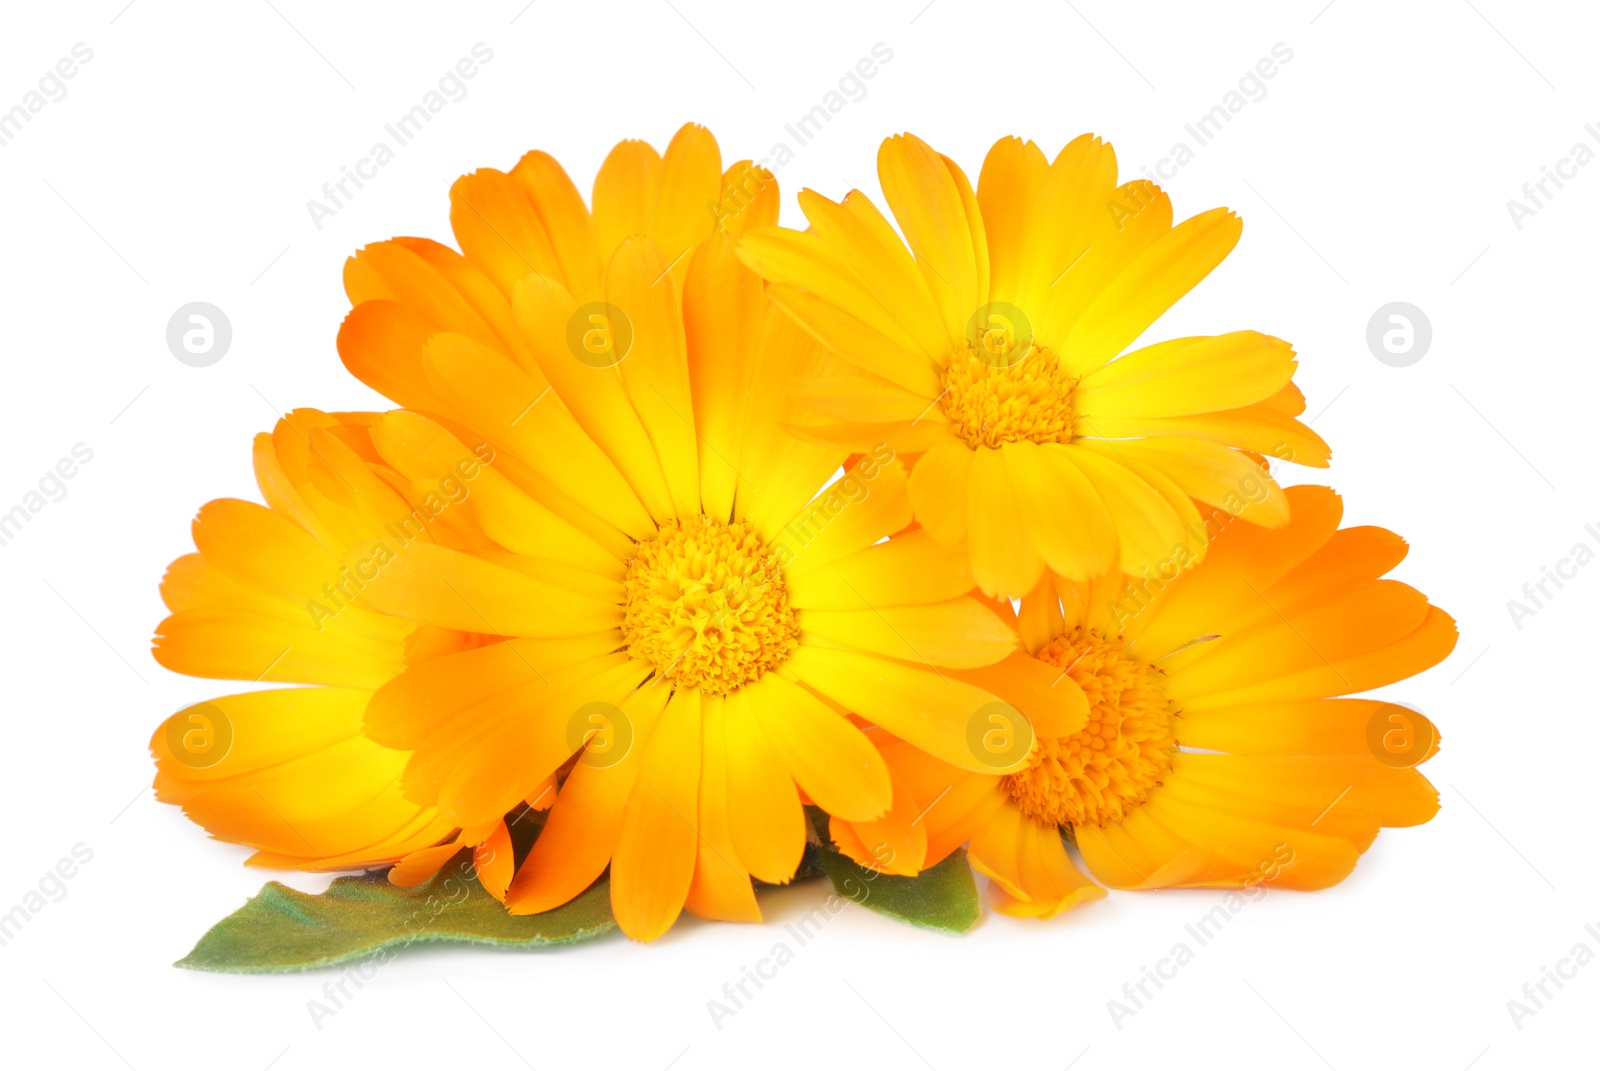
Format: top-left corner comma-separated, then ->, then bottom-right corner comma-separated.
829,486 -> 1456,917
151,126 -> 1082,941
738,132 -> 1331,598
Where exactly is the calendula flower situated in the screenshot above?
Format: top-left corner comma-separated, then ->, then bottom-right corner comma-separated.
150,410 -> 469,875
737,132 -> 1331,598
151,125 -> 1082,942
828,486 -> 1456,918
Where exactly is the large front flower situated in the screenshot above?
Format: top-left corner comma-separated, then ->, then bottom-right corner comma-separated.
830,486 -> 1457,917
150,125 -> 1083,942
737,133 -> 1331,599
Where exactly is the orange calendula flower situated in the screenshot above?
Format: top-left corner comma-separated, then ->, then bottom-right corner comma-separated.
150,409 -> 467,875
737,132 -> 1331,598
829,486 -> 1457,918
150,124 -> 1083,942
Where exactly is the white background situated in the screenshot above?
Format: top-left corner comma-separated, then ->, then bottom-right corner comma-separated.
1,1 -> 1595,1068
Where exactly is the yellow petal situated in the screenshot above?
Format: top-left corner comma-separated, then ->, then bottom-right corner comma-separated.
336,300 -> 445,412
420,331 -> 654,542
1039,196 -> 1172,361
432,655 -> 647,827
684,693 -> 763,923
1104,438 -> 1289,529
343,239 -> 502,352
591,138 -> 662,256
368,410 -> 619,574
505,684 -> 670,914
1076,332 -> 1298,418
797,188 -> 948,359
511,274 -> 678,522
1061,207 -> 1242,373
731,313 -> 853,540
449,168 -> 561,297
190,498 -> 342,604
775,455 -> 912,575
722,686 -> 805,883
967,445 -> 1045,597
153,609 -> 404,690
606,236 -> 700,517
1023,135 -> 1120,339
1001,441 -> 1118,581
765,282 -> 942,400
612,688 -> 702,941
877,133 -> 977,347
787,530 -> 975,610
473,820 -> 515,902
833,763 -> 928,876
798,598 -> 1016,669
737,226 -> 926,353
684,231 -> 762,521
1059,445 -> 1197,579
909,438 -> 973,548
1086,405 -> 1331,469
743,673 -> 890,823
151,688 -> 450,868
349,538 -> 621,636
511,149 -> 602,298
652,123 -> 721,290
976,136 -> 1048,309
788,645 -> 1032,774
714,160 -> 780,237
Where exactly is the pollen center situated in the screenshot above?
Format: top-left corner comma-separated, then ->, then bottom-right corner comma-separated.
1003,627 -> 1174,829
622,515 -> 798,695
940,343 -> 1080,449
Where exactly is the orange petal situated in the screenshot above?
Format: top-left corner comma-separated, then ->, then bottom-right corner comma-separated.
611,689 -> 703,941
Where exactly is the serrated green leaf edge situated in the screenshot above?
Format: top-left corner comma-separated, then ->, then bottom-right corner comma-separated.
177,857 -> 616,974
816,846 -> 981,935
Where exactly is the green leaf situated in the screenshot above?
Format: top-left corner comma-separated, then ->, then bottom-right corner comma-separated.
177,854 -> 616,973
815,846 -> 981,934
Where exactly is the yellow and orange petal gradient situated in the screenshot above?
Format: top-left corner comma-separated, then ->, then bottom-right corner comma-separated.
150,125 -> 1086,942
830,486 -> 1456,919
151,411 -> 459,872
737,132 -> 1330,599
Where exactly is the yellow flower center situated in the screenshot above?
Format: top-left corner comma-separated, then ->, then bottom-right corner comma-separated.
622,515 -> 797,695
1003,627 -> 1175,828
940,343 -> 1081,449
